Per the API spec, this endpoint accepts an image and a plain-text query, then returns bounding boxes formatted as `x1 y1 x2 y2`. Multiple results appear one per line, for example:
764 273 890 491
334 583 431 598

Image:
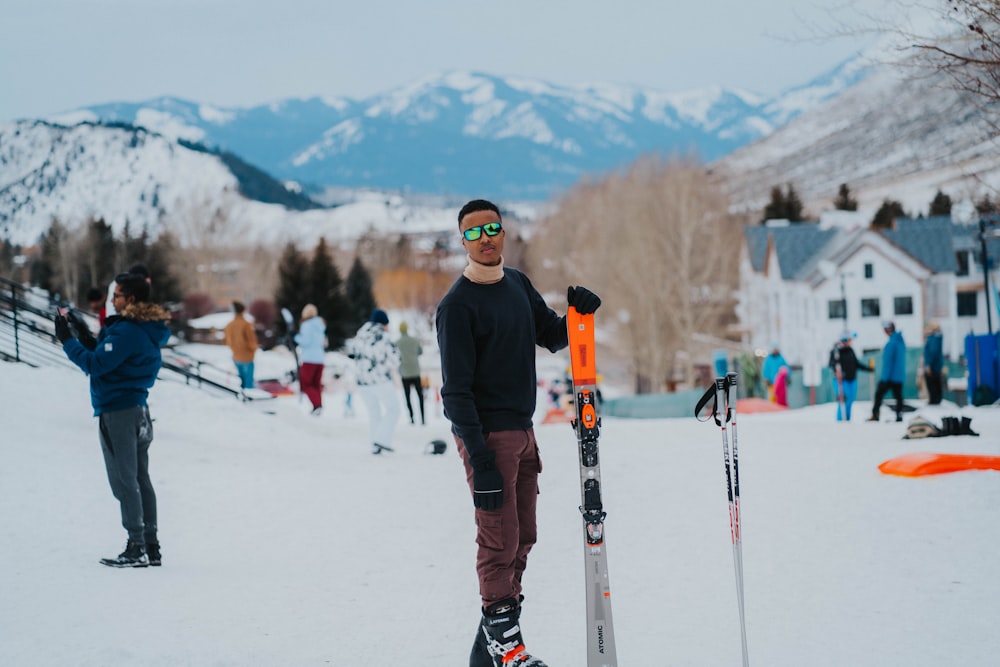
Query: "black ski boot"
477 598 546 666
470 617 491 667
960 416 979 436
100 540 149 568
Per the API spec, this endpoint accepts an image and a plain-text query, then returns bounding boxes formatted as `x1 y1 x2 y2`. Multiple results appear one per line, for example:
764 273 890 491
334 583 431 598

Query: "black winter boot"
100 540 148 568
960 416 980 436
945 417 961 436
146 542 161 566
478 598 547 666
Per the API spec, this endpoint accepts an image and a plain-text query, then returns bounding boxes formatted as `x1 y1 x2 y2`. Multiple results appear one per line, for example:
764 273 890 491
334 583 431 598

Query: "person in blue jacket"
869 320 907 422
922 321 944 405
761 343 788 402
55 271 172 568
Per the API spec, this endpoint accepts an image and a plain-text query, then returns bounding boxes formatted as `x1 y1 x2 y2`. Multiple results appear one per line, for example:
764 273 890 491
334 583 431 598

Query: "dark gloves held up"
54 315 72 344
567 286 601 315
66 310 97 350
470 449 504 511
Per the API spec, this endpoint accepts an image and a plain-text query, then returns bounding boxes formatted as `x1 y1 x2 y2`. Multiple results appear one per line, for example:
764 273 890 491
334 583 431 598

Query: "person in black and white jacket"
347 309 401 454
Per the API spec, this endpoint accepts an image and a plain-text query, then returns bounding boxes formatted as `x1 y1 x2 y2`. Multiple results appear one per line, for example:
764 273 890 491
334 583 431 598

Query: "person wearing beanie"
828 331 870 421
869 321 907 422
223 301 259 390
294 304 327 414
436 198 602 665
396 321 425 425
347 308 401 453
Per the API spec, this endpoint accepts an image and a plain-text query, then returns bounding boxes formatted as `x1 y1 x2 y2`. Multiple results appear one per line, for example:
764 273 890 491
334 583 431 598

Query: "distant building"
739 214 1000 370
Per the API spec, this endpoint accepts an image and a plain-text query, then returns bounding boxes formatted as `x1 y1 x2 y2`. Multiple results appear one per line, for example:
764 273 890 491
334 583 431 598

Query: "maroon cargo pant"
455 429 542 607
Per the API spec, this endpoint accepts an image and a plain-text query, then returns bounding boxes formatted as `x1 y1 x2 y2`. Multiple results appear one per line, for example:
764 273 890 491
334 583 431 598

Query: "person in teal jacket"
56 271 171 568
869 321 906 422
761 344 788 403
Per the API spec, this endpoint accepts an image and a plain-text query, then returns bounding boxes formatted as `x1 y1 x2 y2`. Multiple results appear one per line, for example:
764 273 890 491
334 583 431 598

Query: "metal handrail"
0 276 255 401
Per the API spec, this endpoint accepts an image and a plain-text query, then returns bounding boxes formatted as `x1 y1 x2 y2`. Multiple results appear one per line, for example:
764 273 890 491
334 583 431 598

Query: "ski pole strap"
694 374 736 425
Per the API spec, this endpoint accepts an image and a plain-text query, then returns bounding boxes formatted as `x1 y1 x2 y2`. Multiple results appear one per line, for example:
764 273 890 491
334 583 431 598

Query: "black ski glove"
54 315 72 344
470 450 504 511
66 310 97 350
567 286 601 315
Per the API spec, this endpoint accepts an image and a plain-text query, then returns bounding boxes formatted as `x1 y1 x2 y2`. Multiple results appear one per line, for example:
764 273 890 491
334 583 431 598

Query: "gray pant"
98 406 157 546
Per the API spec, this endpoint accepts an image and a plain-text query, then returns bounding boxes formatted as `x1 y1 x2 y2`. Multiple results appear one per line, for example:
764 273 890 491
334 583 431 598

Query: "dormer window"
956 251 970 277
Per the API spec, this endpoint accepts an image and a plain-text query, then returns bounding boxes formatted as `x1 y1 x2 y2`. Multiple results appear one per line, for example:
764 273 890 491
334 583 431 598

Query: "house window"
956 251 970 277
894 296 913 316
864 263 874 279
861 298 881 317
958 292 978 316
828 299 846 320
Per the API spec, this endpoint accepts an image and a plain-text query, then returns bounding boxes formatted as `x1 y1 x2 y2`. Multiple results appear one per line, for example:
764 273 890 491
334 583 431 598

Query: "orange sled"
878 452 1000 477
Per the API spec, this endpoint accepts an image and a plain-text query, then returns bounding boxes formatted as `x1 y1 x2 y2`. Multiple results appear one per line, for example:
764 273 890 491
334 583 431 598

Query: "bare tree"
529 156 740 393
907 0 1000 114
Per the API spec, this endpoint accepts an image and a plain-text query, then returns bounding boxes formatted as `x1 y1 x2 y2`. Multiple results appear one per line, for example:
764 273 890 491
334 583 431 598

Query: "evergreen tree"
928 190 952 217
345 255 377 334
275 242 310 335
79 217 117 303
32 219 68 299
0 237 17 280
833 183 858 211
307 238 350 350
762 183 806 222
145 231 184 305
121 221 150 269
785 184 805 222
871 199 906 229
762 186 786 223
975 194 997 215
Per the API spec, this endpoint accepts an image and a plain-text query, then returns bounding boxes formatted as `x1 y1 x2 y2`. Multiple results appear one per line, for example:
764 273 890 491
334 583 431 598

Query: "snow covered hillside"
1 344 998 666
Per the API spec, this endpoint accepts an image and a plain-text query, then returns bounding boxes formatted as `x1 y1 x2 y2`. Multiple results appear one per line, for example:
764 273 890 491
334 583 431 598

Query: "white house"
739 213 1000 377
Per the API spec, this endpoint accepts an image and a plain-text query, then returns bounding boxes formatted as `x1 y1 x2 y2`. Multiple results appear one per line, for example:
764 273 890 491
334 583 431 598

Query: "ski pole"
724 372 749 667
696 374 749 667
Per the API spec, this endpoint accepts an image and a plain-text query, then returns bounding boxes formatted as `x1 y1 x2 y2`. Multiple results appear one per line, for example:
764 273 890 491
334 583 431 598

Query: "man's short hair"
232 300 246 314
115 272 151 303
457 199 501 227
86 287 105 303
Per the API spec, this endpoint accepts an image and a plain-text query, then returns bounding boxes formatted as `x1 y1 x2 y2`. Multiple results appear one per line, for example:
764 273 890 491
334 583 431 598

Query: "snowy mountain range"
5 51 995 248
41 67 868 195
715 57 1000 220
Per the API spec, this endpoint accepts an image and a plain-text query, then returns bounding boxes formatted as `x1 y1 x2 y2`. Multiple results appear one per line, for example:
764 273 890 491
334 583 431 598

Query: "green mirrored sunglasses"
462 221 503 241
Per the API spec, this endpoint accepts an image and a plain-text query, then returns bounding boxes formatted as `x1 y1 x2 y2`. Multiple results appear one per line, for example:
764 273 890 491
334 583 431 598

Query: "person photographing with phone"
54 271 171 568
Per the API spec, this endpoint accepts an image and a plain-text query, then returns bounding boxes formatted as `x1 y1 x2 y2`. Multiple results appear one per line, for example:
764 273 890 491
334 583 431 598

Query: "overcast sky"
1 0 902 122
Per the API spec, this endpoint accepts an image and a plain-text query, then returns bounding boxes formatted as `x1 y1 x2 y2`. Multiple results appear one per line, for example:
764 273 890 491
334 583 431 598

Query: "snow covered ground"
1 344 999 666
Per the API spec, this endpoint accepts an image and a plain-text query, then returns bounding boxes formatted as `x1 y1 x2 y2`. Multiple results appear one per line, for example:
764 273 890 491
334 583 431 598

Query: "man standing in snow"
347 309 401 453
436 198 601 667
922 321 944 405
396 321 425 425
223 300 258 391
869 320 907 422
55 271 171 568
828 331 870 421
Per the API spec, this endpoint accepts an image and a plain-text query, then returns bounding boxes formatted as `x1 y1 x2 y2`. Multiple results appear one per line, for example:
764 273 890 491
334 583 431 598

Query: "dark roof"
744 223 838 279
948 218 1000 257
880 217 956 272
